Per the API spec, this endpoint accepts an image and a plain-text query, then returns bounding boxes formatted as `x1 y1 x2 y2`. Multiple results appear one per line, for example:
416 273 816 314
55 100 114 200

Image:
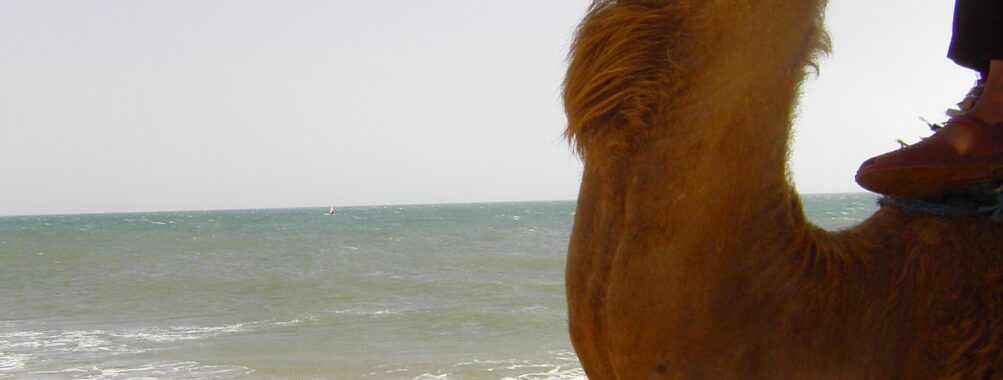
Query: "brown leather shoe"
855 115 1003 198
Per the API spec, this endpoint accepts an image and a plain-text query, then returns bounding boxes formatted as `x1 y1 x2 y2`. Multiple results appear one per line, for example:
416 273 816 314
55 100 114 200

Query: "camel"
563 0 1003 378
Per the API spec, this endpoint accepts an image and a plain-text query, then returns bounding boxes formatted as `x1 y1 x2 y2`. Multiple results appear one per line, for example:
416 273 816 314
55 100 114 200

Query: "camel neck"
565 0 829 251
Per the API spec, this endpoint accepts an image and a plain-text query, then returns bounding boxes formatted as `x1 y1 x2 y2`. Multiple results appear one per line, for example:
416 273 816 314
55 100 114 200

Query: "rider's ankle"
964 102 1003 125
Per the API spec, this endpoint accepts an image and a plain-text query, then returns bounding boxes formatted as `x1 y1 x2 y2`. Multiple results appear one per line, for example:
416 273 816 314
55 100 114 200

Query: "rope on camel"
879 182 1003 223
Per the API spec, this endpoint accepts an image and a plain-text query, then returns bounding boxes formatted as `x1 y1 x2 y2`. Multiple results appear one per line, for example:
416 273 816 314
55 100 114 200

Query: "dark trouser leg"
948 0 1003 77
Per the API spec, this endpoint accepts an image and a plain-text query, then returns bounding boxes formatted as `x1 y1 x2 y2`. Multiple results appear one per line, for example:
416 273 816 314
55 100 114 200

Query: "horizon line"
0 192 874 218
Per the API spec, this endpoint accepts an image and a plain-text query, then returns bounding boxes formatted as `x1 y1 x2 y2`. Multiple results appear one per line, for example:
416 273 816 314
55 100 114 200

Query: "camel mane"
564 0 830 158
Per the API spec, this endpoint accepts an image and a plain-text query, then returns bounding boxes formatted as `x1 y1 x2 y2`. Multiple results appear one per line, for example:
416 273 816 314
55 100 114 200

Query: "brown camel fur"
563 0 1003 378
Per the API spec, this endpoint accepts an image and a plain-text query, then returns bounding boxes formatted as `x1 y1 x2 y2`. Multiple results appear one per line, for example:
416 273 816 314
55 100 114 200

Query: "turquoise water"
0 194 878 379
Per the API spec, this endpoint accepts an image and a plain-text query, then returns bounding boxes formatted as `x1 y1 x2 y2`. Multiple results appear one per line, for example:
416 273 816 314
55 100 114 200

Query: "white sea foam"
29 361 253 379
500 366 586 380
413 374 449 380
453 351 585 380
270 319 301 327
0 318 315 377
333 308 398 318
363 365 412 377
113 323 246 343
0 352 30 372
0 330 120 353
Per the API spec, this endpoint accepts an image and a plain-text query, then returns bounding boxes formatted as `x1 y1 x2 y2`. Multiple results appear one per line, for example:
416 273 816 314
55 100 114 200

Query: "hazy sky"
0 1 975 216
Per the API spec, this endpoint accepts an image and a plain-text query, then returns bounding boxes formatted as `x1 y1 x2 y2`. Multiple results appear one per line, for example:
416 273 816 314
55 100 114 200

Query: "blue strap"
879 191 1003 223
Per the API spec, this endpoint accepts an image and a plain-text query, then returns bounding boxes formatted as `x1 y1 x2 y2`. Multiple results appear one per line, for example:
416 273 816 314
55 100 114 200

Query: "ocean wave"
111 317 309 344
333 308 398 318
270 319 302 327
453 352 585 380
0 318 308 377
0 330 125 354
500 366 586 380
28 361 253 379
112 323 246 343
2 318 307 354
0 352 30 372
404 365 585 380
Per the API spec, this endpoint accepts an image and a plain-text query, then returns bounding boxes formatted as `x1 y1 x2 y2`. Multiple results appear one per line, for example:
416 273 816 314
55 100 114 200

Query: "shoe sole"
857 162 1003 199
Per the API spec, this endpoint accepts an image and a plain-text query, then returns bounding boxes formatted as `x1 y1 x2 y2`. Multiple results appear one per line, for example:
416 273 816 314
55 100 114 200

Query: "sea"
0 193 879 379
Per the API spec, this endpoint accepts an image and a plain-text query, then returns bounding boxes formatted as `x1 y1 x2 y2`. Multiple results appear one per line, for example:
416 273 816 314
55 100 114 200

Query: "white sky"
0 1 977 216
